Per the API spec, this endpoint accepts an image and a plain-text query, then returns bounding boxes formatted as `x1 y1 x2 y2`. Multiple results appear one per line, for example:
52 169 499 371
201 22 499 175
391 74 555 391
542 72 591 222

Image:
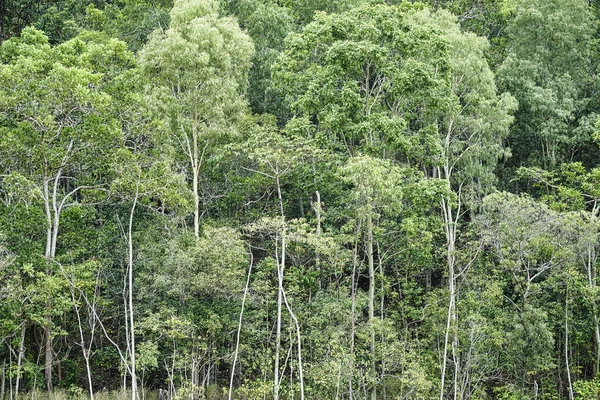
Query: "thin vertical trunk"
128 185 139 400
440 195 457 400
565 291 574 400
439 139 460 400
42 178 54 392
313 191 322 277
273 171 304 399
123 259 130 393
280 269 305 400
193 110 200 240
9 349 12 400
42 144 70 392
367 210 376 400
273 171 285 400
377 240 386 399
44 324 53 391
229 251 254 400
43 179 52 258
586 245 600 375
72 290 94 400
349 220 361 400
15 325 25 396
279 231 304 400
273 237 283 400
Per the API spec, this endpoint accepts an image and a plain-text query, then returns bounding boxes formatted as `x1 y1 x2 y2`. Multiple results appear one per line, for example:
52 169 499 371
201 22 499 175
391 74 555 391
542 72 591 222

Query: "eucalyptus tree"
139 0 254 239
417 11 515 399
339 156 414 399
238 117 326 400
106 57 191 398
517 163 600 376
0 27 134 391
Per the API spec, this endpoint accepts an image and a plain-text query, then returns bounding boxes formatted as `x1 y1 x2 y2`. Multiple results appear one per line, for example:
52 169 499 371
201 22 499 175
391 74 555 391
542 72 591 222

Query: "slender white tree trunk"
367 209 376 400
279 232 305 400
192 111 200 240
229 251 254 400
440 195 458 400
587 243 600 375
565 291 574 400
273 238 283 400
128 183 139 400
273 171 285 400
14 325 25 397
349 220 361 400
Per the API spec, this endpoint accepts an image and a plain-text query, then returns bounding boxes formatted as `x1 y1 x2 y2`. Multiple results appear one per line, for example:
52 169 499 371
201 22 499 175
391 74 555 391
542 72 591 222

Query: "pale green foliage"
339 155 407 217
140 0 254 120
477 192 570 388
170 0 219 26
517 162 600 212
434 10 516 200
479 192 564 279
574 377 600 398
139 0 254 229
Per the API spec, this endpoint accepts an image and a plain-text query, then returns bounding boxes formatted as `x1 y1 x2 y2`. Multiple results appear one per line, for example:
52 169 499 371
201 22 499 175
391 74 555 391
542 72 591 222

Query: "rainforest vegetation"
2 0 600 399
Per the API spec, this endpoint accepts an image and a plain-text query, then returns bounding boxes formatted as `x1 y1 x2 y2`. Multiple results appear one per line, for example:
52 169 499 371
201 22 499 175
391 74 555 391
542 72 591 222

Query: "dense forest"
2 0 600 399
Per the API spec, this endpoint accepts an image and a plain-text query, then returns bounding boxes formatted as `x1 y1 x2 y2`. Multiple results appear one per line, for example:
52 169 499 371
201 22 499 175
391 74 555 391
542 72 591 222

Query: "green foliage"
3 0 600 398
274 2 452 158
498 0 597 173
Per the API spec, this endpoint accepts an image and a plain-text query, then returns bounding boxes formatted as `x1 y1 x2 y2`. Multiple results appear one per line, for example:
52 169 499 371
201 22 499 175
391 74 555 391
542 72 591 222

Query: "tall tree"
419 11 515 399
0 27 132 390
274 2 452 159
139 0 254 239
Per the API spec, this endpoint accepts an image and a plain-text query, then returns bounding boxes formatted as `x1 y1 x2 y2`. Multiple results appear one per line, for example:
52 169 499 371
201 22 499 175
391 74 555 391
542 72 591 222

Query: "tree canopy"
2 1 600 399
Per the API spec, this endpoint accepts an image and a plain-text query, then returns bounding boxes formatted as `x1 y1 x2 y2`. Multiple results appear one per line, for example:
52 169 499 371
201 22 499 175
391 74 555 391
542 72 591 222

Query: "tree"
224 0 292 117
0 27 132 391
418 11 515 399
139 0 254 239
478 192 564 395
274 2 452 159
339 155 409 400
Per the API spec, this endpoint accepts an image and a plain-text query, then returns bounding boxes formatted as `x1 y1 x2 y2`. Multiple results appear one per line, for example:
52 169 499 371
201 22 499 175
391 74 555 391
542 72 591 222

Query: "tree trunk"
586 244 600 375
279 231 305 400
128 184 139 400
193 110 200 240
565 291 574 400
367 210 376 400
44 324 53 391
440 195 457 400
1 359 5 400
349 220 361 400
273 241 283 400
229 251 254 400
73 291 94 400
14 326 25 397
